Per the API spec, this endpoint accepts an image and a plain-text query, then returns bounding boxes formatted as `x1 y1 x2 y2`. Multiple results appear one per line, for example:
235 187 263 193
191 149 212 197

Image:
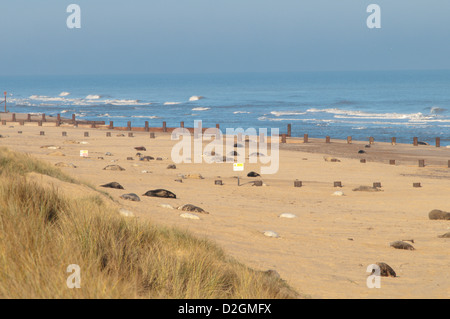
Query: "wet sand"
1 124 449 299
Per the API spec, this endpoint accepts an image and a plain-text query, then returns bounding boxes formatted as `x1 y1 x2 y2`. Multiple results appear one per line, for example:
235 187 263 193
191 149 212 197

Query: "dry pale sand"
1 124 450 299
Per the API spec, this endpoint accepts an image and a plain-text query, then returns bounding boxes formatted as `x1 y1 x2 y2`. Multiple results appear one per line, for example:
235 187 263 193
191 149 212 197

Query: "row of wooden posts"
0 116 444 146
213 179 423 188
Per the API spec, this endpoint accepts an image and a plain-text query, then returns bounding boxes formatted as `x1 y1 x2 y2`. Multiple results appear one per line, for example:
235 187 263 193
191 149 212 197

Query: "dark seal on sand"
103 165 125 171
134 146 147 151
143 189 176 199
120 193 140 202
352 186 382 192
375 262 396 277
390 241 415 250
247 171 261 177
438 232 450 238
178 204 209 214
429 209 450 220
100 182 124 189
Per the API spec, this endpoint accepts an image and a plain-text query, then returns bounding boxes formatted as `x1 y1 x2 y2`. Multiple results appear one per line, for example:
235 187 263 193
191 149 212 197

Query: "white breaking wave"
192 107 210 111
86 95 102 100
103 99 151 106
189 96 204 101
233 111 251 114
164 102 181 105
270 111 306 117
29 95 67 102
131 115 161 119
430 106 447 114
59 92 70 97
306 108 436 121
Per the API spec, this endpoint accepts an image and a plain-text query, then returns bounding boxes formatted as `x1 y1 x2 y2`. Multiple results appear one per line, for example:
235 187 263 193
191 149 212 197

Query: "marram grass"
0 148 299 299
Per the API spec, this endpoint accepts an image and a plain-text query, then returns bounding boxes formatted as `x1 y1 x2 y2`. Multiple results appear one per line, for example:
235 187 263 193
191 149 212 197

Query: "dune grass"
0 148 299 299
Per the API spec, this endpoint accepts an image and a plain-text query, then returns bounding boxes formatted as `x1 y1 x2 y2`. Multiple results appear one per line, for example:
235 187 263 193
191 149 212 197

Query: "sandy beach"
1 123 449 299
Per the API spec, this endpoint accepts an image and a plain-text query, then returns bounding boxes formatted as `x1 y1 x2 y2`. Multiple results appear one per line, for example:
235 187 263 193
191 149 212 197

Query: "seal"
375 262 396 277
134 146 147 151
103 165 125 171
438 232 450 238
352 186 382 192
247 171 260 177
100 182 124 189
140 156 154 161
143 189 176 199
120 193 140 201
390 241 415 250
177 204 208 214
429 209 450 220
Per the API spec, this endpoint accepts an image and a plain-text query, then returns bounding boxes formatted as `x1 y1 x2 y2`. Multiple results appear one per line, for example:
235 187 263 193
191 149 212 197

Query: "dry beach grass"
0 147 298 299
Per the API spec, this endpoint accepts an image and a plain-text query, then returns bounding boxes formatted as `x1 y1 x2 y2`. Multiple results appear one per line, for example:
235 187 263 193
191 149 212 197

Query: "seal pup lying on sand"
100 182 124 189
143 189 176 199
429 209 450 220
390 241 415 250
375 262 397 277
120 193 140 201
177 204 208 214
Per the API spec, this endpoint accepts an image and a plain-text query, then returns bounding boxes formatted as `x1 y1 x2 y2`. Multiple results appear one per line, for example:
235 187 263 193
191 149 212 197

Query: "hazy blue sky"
1 0 449 75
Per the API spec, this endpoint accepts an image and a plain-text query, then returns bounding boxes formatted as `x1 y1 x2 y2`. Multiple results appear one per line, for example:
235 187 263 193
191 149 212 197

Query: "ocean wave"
59 92 70 97
189 96 204 101
131 115 161 119
192 107 210 111
306 108 436 121
164 102 181 105
86 95 102 100
29 95 67 102
270 111 306 117
430 106 447 114
233 111 251 114
103 99 151 106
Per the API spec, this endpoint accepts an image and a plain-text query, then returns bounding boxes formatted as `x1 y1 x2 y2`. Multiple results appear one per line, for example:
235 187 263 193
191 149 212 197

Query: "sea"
1 70 450 145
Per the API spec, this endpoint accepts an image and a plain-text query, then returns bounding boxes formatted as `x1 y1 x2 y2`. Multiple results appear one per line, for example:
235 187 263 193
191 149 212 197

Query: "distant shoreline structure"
0 112 445 149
